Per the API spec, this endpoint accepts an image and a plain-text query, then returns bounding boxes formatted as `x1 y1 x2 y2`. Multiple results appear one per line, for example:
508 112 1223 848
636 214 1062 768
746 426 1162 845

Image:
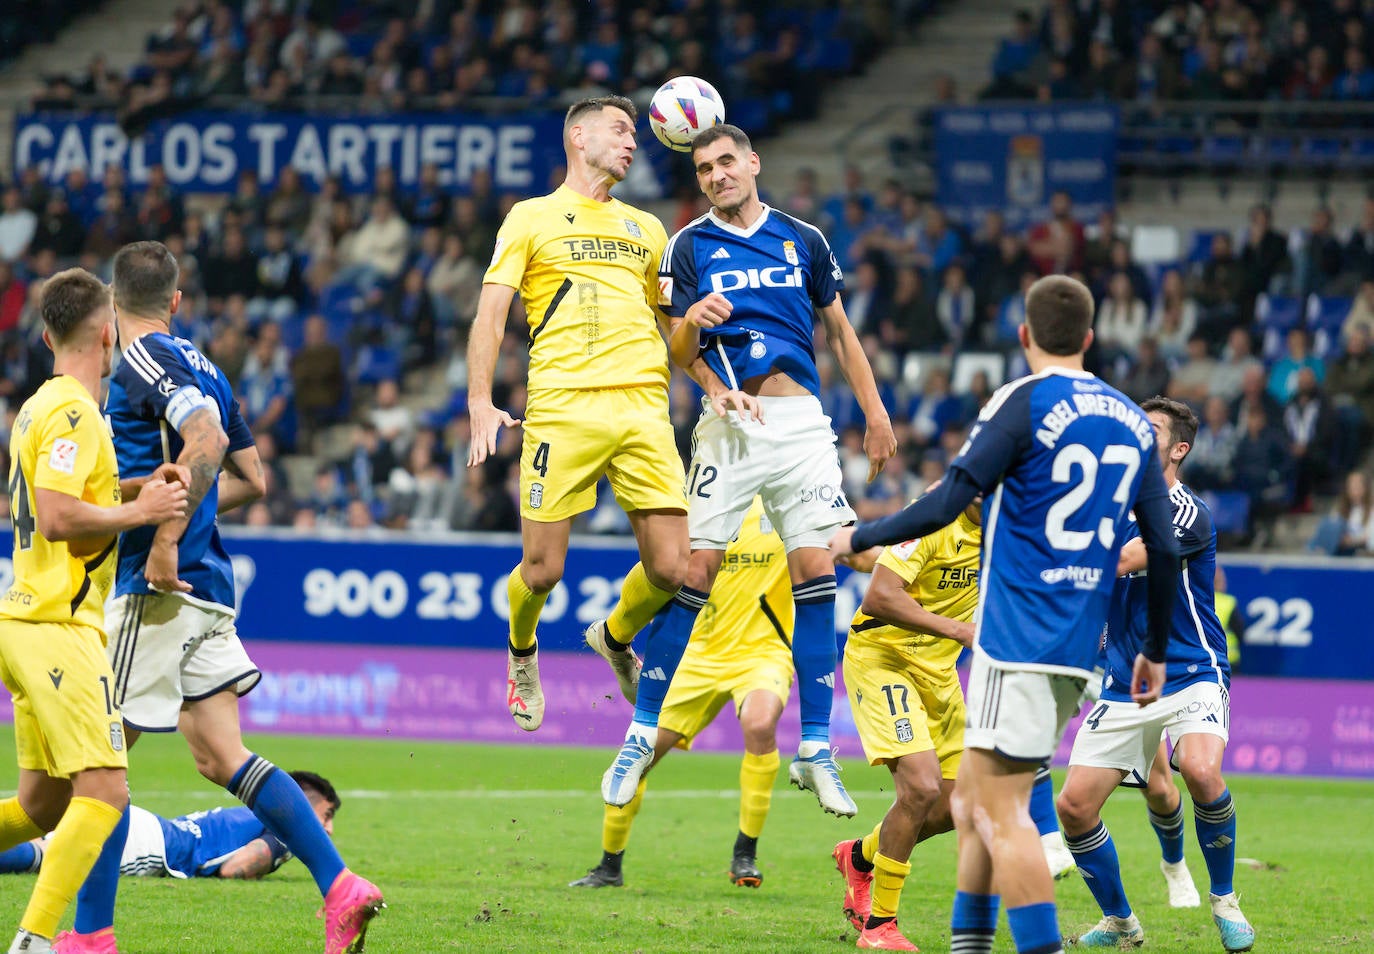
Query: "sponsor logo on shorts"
895 718 914 744
1039 566 1103 589
529 482 543 509
109 723 125 752
800 484 844 505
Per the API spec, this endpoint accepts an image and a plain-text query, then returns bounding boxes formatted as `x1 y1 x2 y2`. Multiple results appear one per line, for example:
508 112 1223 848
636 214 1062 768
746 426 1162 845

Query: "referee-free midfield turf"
0 732 1369 952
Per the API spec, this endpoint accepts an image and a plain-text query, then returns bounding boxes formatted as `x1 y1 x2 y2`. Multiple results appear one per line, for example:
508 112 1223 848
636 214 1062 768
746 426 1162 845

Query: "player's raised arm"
861 563 975 647
815 297 895 482
466 281 522 466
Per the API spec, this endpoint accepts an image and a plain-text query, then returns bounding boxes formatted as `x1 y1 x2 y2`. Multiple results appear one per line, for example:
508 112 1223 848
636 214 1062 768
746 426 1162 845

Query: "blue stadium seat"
1300 137 1344 167
802 36 853 73
1342 137 1374 170
1255 137 1294 167
1202 135 1246 166
1186 230 1222 263
353 345 401 386
1255 293 1305 360
1308 294 1352 358
1201 490 1251 538
729 97 770 135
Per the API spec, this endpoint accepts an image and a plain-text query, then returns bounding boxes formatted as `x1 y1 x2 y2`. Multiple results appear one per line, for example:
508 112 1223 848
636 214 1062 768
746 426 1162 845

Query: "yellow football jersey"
847 511 982 677
485 184 669 392
688 500 793 662
2 376 121 637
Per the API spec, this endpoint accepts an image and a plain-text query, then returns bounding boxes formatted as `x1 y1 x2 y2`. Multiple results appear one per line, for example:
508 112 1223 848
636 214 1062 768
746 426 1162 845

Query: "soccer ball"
648 76 726 152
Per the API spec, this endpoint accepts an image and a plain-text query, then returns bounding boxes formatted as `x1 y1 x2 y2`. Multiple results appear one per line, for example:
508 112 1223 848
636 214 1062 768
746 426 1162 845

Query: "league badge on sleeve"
49 438 79 474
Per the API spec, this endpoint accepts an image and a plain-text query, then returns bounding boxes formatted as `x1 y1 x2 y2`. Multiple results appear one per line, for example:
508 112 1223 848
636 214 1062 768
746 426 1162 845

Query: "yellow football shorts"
660 653 794 750
843 639 965 776
0 619 127 778
519 386 688 522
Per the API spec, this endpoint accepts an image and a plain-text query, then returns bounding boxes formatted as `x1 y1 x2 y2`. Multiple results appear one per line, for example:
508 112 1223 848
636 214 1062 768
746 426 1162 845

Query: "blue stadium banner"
12 110 566 194
933 104 1119 229
0 530 1368 680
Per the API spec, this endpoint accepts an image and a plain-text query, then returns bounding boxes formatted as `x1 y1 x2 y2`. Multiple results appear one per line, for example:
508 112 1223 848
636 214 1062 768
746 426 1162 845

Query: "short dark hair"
690 123 751 158
564 95 636 134
39 268 110 344
1025 275 1094 356
112 241 179 317
1140 395 1199 454
289 771 340 812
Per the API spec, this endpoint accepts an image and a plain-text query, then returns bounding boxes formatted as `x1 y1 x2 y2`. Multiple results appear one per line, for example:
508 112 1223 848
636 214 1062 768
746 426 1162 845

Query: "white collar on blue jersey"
1042 366 1095 378
707 203 773 238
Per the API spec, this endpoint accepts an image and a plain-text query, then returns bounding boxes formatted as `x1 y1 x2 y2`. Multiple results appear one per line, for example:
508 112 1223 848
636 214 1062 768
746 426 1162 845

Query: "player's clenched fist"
467 400 522 467
686 292 732 328
136 477 188 523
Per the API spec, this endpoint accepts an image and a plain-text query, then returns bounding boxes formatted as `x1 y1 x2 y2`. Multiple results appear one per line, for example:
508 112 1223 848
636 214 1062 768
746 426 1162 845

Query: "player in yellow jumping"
831 495 983 951
0 268 187 953
569 500 792 889
466 94 749 735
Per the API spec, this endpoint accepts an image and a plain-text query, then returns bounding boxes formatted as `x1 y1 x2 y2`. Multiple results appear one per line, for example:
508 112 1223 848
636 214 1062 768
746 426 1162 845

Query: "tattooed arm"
145 406 229 593
219 444 267 514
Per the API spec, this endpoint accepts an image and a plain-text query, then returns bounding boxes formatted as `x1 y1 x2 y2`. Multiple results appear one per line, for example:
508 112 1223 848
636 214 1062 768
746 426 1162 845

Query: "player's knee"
894 770 941 816
739 716 776 752
1178 756 1225 803
1055 788 1095 833
193 751 242 788
520 556 564 593
646 553 688 593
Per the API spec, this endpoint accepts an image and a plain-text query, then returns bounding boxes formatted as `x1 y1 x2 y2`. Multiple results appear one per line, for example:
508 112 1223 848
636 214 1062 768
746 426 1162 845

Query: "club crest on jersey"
894 718 914 744
749 340 767 359
529 482 544 509
109 723 125 752
624 219 642 238
783 240 798 265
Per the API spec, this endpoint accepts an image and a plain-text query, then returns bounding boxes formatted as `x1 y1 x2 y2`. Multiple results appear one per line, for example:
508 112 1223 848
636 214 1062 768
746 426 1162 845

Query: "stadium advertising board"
0 531 1367 680
934 103 1118 229
12 110 565 193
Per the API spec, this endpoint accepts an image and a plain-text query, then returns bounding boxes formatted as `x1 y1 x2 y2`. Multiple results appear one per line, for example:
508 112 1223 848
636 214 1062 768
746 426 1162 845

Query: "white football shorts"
964 650 1087 763
1069 680 1230 785
106 593 261 732
687 394 855 551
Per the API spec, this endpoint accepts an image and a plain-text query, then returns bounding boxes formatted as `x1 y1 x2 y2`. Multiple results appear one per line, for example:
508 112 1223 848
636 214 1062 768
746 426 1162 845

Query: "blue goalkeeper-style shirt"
106 332 254 612
658 205 843 396
157 806 277 878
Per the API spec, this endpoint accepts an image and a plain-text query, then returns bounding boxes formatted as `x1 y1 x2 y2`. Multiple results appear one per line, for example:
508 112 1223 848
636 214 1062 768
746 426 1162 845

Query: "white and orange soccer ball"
648 76 726 152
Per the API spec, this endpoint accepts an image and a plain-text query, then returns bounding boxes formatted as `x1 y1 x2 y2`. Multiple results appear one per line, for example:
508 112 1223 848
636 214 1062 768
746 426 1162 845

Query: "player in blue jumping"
830 274 1180 954
1057 396 1254 952
0 772 339 882
600 124 896 815
56 242 382 954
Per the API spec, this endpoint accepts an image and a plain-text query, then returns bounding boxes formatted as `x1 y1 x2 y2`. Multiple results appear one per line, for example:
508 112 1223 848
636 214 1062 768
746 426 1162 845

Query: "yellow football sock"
507 566 550 652
21 796 123 939
861 820 883 864
870 851 912 920
602 778 647 854
0 797 44 852
606 563 676 644
738 750 779 839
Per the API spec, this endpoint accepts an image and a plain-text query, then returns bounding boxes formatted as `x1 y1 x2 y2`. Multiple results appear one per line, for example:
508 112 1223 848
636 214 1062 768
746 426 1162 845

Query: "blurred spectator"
404 164 451 230
1308 470 1372 555
1343 279 1374 344
935 263 975 352
450 463 517 532
29 191 83 260
387 267 439 368
1149 271 1198 362
0 263 25 335
842 258 887 336
290 314 347 447
1267 327 1324 403
1026 191 1084 275
986 9 1040 98
1211 327 1263 403
238 323 294 450
426 233 482 327
1283 367 1335 507
204 227 259 304
1191 231 1245 343
264 166 312 235
206 321 248 391
251 225 305 321
346 420 394 509
1168 335 1219 406
345 196 410 284
279 14 345 79
907 368 964 447
369 378 415 452
1082 210 1125 287
0 188 37 263
1232 405 1294 538
1343 200 1374 281
1327 325 1374 440
880 265 937 354
1095 271 1148 363
1189 395 1239 491
1239 205 1291 317
1294 207 1346 299
911 207 963 281
1118 337 1171 405
83 190 140 263
1233 362 1283 430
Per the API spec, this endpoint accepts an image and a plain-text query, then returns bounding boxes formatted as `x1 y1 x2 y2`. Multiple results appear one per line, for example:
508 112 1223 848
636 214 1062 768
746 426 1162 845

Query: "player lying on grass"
572 500 793 889
1057 397 1253 952
0 773 338 882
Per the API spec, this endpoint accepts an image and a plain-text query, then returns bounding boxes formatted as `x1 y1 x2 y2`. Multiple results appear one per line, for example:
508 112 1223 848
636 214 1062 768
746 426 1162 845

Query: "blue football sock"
229 754 345 896
1006 901 1063 954
630 587 705 727
950 890 1000 954
74 802 129 933
0 842 40 874
1065 821 1132 918
1194 788 1237 896
792 575 837 744
1149 799 1186 865
1029 764 1059 837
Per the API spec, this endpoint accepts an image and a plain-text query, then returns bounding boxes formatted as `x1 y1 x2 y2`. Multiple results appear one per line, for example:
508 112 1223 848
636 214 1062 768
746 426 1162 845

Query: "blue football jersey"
949 369 1170 676
658 206 843 395
1101 483 1230 701
159 806 270 877
106 332 254 611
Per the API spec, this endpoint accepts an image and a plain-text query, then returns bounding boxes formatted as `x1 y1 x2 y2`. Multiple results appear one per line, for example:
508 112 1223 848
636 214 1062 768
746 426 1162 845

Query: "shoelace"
611 738 651 773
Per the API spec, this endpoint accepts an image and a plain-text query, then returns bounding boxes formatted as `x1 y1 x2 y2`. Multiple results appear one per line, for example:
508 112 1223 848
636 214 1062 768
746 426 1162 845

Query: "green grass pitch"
1 731 1371 952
